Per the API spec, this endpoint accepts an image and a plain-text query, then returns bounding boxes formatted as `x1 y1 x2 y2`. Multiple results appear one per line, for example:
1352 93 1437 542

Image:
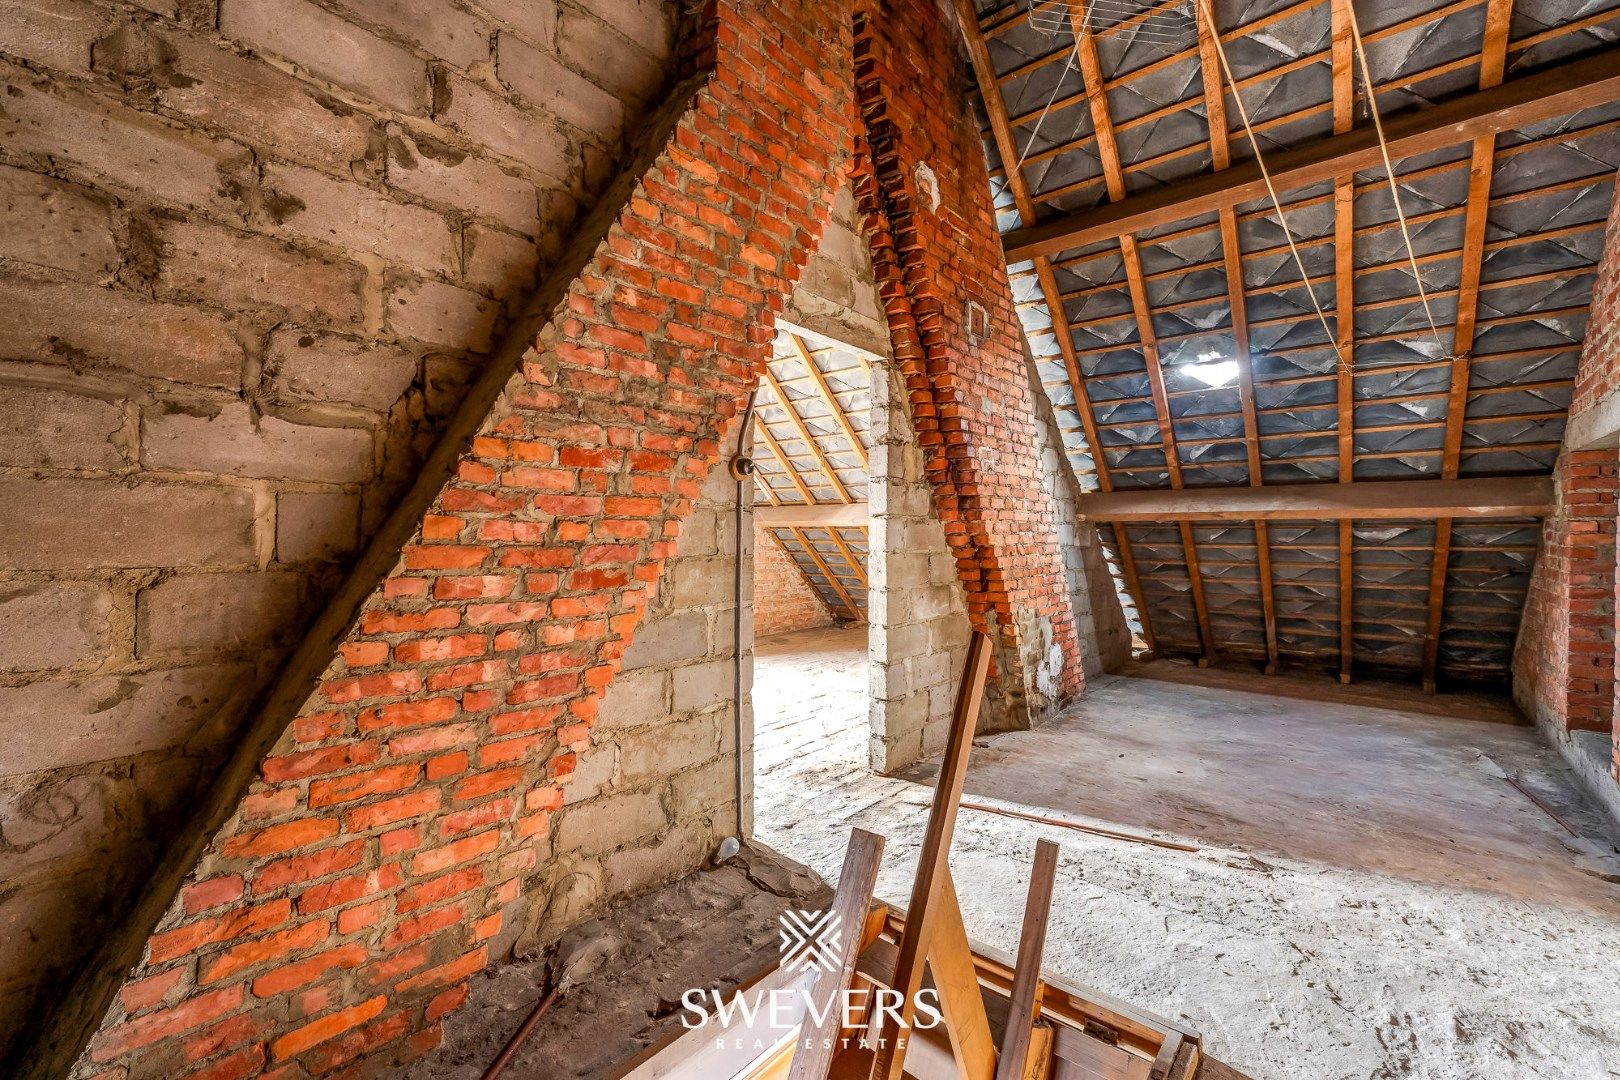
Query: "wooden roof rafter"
966 0 1609 685
785 526 862 620
996 10 1620 210
1069 0 1215 664
761 364 852 505
788 334 870 472
1422 0 1516 693
1193 0 1279 673
1003 45 1620 261
949 0 1161 655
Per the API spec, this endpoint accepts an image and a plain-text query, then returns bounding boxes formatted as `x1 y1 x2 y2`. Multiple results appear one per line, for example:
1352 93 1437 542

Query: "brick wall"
1514 187 1620 746
1514 451 1619 736
537 439 750 940
783 181 891 358
851 0 1085 730
1573 202 1620 422
753 526 836 638
16 0 857 1071
0 0 677 1059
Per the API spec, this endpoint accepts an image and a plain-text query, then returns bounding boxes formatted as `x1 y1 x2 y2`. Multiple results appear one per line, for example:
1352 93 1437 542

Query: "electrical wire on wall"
724 388 761 857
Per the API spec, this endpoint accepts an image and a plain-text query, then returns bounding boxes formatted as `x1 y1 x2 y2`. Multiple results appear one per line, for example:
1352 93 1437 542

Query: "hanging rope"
1343 0 1449 354
1014 40 1082 174
1193 0 1344 369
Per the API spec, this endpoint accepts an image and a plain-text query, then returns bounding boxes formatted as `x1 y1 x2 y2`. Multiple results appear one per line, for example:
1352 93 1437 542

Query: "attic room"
1 0 1618 1076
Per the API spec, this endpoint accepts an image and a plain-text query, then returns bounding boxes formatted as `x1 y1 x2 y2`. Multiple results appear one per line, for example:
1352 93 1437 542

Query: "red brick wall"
1514 451 1619 733
850 0 1083 726
68 0 855 1073
1573 200 1620 420
753 527 836 637
1514 188 1620 740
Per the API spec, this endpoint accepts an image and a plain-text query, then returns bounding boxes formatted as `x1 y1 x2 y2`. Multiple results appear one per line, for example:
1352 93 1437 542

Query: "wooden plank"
759 420 820 505
790 334 870 471
790 527 861 620
1254 520 1280 676
1020 1025 1053 1080
1423 0 1514 693
1177 520 1216 667
755 503 870 528
868 631 992 1080
764 364 853 504
995 839 1060 1080
789 828 886 1080
930 875 997 1080
1001 46 1620 260
1075 476 1553 522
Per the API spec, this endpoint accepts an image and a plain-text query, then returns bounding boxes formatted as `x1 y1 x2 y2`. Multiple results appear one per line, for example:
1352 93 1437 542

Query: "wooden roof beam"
1075 476 1553 522
755 503 869 528
787 334 869 471
1422 0 1516 693
1003 46 1620 261
1070 3 1214 663
761 364 852 504
1194 0 1277 673
787 527 861 619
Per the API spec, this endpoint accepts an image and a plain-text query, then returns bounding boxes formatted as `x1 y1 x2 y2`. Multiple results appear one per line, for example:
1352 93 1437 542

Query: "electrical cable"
729 389 759 841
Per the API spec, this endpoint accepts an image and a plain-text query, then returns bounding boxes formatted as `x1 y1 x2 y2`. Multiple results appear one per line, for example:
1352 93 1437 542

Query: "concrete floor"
753 625 1620 1080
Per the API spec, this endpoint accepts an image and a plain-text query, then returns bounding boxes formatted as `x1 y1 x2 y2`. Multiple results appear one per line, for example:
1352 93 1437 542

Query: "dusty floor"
407 844 831 1079
754 625 1620 1080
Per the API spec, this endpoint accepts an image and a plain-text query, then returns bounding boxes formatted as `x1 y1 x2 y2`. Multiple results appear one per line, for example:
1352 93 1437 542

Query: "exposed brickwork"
753 526 836 638
0 0 676 1052
1514 451 1619 735
1573 202 1620 421
849 0 1083 726
1515 186 1620 750
61 0 855 1073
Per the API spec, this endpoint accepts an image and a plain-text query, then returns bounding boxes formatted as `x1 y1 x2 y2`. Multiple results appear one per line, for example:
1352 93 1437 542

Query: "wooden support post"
995 839 1060 1080
868 632 992 1080
789 828 887 1080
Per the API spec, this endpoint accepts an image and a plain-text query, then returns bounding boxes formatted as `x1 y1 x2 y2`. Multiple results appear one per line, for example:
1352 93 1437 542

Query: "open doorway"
746 327 877 845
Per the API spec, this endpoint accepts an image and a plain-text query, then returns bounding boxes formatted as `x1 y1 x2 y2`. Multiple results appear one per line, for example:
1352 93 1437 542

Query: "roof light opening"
1184 358 1240 388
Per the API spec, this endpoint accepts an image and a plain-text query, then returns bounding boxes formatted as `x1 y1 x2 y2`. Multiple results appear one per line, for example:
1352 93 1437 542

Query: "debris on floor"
408 843 830 1080
754 626 1620 1080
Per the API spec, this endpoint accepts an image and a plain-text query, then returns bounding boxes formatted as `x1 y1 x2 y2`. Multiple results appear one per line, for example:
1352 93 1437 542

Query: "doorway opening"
746 326 877 845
